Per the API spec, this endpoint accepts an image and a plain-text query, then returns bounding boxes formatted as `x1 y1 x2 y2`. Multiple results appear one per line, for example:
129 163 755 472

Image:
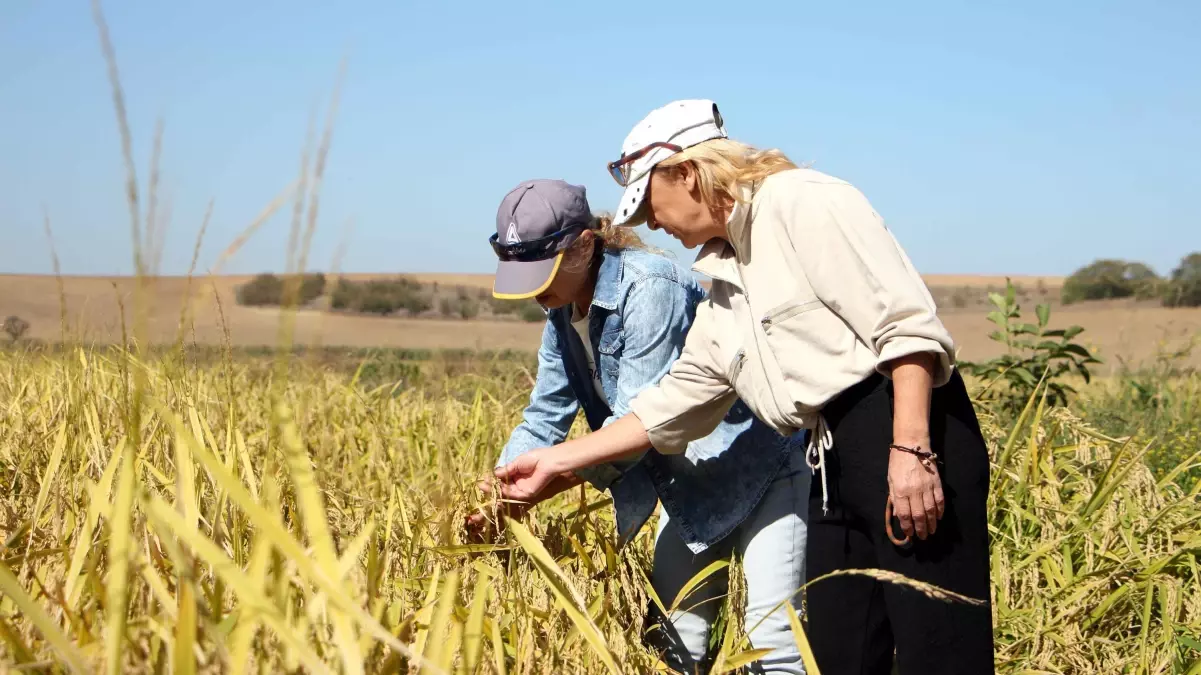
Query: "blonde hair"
627 138 799 225
560 213 649 272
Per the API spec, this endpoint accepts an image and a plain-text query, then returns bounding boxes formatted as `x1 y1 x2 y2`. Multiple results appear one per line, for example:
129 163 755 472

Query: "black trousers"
806 370 995 674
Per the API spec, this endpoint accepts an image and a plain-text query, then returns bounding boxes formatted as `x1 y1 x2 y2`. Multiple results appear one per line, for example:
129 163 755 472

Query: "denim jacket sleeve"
495 321 580 468
627 294 739 455
599 274 699 453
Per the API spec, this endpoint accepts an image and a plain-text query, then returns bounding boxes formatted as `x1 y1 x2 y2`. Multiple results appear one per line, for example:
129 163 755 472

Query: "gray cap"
492 179 593 299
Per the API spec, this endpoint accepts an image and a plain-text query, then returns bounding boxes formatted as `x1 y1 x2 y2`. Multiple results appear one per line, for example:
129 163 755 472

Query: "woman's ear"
563 229 597 269
680 162 698 194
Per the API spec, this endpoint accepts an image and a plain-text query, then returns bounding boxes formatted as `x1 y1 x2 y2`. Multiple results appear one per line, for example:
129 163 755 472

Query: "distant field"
924 274 1064 288
403 272 496 288
392 273 1069 291
2 272 1198 370
0 274 541 352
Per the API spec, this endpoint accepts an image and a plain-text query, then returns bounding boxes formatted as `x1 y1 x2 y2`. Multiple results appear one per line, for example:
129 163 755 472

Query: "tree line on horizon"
234 272 546 322
1 252 1196 348
232 249 1201 321
1062 252 1201 307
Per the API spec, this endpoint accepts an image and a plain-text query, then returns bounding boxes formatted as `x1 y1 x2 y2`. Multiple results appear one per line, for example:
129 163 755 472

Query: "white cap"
611 99 727 226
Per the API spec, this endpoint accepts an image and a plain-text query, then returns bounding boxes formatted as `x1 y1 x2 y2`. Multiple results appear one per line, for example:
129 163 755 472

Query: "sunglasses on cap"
606 142 683 187
488 221 588 262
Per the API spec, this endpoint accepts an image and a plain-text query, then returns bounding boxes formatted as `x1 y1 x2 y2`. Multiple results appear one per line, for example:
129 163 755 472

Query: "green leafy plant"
960 279 1101 413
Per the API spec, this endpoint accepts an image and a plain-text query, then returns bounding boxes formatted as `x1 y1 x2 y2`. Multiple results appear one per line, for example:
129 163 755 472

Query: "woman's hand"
487 415 652 522
494 447 571 504
492 415 651 506
465 468 582 539
887 438 945 540
464 476 532 538
887 352 944 541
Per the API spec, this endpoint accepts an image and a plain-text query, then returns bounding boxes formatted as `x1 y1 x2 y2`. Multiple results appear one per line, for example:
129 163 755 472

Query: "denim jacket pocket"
597 327 624 356
597 327 624 394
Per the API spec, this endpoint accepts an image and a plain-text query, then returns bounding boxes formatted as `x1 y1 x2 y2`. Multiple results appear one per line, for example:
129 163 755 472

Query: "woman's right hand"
479 416 651 535
494 447 569 503
464 476 530 538
465 455 580 538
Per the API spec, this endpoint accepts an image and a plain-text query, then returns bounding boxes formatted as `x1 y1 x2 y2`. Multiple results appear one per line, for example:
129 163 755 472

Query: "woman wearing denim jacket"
474 177 810 674
493 102 996 674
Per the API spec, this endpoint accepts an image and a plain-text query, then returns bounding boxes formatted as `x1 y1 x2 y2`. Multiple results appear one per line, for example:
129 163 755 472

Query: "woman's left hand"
887 436 945 541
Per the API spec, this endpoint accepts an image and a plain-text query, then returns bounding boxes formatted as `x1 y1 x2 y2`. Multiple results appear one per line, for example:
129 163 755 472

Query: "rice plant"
0 345 1199 673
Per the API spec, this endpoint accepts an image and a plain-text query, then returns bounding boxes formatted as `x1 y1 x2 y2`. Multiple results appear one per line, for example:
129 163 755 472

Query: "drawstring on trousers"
805 414 834 515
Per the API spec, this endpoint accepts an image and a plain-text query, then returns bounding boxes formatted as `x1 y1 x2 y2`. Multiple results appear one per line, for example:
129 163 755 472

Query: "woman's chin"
535 295 566 310
667 232 694 248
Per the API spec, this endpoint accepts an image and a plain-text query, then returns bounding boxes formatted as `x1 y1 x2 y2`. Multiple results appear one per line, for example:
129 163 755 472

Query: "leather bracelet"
886 444 938 546
889 443 939 470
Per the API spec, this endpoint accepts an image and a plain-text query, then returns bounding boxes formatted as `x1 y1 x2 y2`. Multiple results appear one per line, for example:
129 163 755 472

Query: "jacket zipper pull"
730 349 747 380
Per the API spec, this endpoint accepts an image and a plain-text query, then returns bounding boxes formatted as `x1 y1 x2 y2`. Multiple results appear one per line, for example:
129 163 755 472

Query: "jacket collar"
691 240 740 288
590 248 624 311
725 185 755 252
690 183 755 288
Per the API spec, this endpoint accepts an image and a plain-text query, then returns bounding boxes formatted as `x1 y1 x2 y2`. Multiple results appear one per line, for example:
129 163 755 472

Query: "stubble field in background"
3 272 1200 370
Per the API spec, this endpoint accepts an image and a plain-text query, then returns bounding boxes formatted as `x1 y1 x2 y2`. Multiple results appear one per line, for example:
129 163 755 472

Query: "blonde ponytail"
592 213 647 251
559 212 656 273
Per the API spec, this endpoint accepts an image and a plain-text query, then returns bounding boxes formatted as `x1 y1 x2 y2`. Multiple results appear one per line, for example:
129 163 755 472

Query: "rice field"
2 7 1197 671
0 340 1199 674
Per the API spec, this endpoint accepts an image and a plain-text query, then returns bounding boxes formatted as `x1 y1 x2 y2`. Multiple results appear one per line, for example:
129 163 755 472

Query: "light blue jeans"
647 447 810 674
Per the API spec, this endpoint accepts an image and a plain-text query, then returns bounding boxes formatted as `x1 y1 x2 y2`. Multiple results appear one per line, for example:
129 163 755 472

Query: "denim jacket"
497 247 795 553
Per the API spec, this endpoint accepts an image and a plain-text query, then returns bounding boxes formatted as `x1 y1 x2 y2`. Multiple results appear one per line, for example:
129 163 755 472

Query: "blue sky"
1 1 1198 277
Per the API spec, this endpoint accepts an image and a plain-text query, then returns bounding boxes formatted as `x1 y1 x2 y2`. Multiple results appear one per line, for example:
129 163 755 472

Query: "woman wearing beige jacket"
495 100 994 674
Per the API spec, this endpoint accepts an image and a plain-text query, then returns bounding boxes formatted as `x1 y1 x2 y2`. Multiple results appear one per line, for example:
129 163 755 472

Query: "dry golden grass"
1 347 1198 673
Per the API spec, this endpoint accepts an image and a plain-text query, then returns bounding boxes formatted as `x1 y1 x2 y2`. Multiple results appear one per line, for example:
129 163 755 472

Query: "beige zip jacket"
628 167 956 457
